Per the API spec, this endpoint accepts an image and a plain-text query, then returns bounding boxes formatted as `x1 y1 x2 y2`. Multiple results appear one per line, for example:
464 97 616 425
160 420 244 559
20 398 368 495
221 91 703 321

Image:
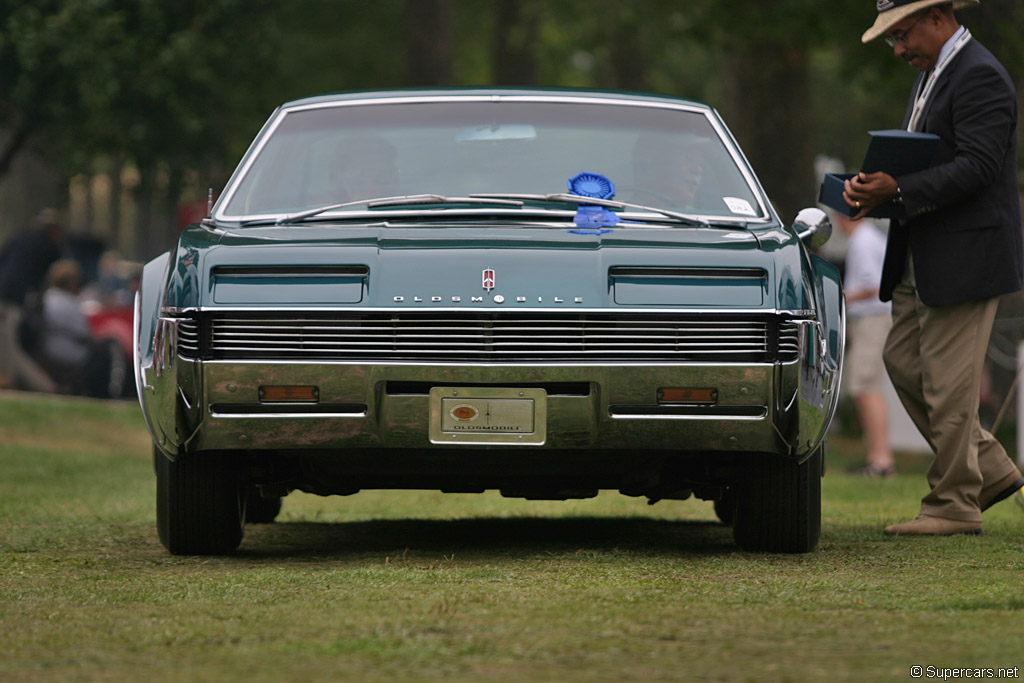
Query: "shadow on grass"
234 516 739 561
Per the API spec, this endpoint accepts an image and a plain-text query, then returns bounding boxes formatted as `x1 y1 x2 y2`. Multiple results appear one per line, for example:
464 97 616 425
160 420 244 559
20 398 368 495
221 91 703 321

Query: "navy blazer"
880 38 1023 307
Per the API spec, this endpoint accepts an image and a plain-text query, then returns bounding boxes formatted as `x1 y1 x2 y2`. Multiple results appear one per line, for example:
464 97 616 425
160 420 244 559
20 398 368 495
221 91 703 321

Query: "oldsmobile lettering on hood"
393 295 585 304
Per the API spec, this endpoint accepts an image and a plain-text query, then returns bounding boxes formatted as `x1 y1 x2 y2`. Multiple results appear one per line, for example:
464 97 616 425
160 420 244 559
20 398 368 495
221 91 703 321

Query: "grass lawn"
1 390 1022 682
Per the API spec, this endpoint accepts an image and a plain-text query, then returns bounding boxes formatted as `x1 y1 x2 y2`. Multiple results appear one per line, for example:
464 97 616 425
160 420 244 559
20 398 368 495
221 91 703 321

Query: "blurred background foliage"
1 0 1022 260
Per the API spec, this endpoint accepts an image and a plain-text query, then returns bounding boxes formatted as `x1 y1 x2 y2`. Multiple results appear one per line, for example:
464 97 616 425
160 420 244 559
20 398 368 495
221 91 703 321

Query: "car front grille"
177 319 201 357
778 321 800 362
173 313 803 364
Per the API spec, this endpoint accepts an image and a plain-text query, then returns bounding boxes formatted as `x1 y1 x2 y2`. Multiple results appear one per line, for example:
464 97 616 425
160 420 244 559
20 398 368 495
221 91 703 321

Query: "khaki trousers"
883 259 1018 522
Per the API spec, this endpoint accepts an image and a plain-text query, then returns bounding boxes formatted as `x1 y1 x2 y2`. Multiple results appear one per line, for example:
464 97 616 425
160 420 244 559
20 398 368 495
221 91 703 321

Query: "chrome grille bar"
176 313 797 363
177 320 201 356
778 321 800 362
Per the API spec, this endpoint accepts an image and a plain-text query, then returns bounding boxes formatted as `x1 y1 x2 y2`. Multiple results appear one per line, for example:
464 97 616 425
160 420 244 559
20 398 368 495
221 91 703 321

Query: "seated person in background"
330 135 399 203
630 133 708 209
41 260 94 393
81 250 133 309
0 209 64 392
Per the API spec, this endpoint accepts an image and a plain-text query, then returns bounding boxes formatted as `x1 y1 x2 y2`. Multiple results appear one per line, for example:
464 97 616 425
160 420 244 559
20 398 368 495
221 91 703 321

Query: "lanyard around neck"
907 29 972 132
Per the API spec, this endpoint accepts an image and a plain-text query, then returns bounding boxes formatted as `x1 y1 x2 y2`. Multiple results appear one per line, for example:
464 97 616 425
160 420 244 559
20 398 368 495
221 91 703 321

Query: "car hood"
169 223 796 311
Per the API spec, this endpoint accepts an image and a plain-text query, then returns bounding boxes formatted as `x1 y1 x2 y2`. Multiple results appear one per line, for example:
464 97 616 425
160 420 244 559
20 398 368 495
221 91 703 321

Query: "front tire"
732 446 822 553
155 447 245 555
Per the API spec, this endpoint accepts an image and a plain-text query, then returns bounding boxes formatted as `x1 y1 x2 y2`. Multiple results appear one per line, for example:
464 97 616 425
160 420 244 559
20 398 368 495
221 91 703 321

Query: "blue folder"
819 129 940 218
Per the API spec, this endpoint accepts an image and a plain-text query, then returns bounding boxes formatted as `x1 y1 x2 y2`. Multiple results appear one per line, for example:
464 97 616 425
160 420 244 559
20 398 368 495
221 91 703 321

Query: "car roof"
279 88 713 113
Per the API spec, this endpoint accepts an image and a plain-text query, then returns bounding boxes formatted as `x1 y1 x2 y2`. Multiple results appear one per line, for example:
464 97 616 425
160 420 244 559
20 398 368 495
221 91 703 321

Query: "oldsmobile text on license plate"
428 387 547 445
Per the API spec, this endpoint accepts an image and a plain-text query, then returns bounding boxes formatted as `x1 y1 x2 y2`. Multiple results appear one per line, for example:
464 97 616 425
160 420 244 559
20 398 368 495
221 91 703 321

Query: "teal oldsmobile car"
135 89 843 555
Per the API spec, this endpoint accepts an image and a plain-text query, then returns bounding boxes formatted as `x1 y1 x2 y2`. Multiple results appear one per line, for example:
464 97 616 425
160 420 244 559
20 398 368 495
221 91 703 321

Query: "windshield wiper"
268 194 525 225
470 193 711 228
246 192 716 228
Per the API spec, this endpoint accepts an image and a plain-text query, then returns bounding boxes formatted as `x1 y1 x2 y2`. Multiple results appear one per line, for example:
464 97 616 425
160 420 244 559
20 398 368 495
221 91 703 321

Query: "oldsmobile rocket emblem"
482 268 496 292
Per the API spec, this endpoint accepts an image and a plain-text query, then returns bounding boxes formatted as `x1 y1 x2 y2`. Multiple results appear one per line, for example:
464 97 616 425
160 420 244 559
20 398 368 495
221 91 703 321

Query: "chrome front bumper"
139 354 827 460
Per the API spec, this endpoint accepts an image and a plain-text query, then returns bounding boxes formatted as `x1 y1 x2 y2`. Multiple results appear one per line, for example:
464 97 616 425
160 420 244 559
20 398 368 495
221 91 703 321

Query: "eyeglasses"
884 12 929 48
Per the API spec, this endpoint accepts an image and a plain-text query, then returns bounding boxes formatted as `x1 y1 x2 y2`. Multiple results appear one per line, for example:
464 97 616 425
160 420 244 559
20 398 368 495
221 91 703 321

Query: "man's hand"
843 171 899 220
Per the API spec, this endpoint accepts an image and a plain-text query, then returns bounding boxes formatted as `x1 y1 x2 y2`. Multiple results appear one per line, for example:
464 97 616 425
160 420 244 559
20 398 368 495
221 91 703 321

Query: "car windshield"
219 98 766 222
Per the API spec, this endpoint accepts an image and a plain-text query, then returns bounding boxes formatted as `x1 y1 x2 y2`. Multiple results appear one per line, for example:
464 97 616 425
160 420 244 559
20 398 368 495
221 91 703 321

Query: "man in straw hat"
844 0 1024 536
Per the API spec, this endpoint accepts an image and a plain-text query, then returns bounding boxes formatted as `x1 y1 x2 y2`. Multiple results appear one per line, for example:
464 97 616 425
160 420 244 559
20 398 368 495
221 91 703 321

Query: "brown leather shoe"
979 471 1024 511
884 515 983 536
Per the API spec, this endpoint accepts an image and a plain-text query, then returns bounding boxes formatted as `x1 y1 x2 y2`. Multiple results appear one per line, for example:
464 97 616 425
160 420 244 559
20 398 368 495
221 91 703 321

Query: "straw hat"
862 0 980 44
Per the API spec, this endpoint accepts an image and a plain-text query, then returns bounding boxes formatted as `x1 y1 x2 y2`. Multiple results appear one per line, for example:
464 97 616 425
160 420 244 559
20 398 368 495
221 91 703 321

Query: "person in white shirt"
42 260 94 392
837 213 896 477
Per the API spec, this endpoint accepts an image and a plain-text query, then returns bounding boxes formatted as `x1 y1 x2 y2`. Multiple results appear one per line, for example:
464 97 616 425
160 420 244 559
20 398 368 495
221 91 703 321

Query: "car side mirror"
793 207 832 250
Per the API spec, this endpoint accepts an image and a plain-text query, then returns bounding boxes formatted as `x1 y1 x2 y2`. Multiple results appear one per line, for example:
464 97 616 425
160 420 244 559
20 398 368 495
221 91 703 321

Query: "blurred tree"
963 2 1024 167
720 37 815 221
0 0 278 177
681 0 862 220
404 0 455 86
101 0 281 254
492 0 541 85
588 2 658 91
269 1 404 103
2 0 1021 257
0 0 280 253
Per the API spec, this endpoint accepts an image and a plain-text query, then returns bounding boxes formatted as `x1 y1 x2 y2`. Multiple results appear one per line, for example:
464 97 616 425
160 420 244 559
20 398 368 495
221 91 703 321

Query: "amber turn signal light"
657 387 717 404
258 385 319 402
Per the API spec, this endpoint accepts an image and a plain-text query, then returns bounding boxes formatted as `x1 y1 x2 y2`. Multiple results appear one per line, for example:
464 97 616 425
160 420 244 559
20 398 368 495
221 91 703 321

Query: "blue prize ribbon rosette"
568 172 619 228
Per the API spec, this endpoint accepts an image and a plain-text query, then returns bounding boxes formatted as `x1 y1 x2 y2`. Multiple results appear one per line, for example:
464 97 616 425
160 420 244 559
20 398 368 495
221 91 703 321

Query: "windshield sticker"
723 197 757 216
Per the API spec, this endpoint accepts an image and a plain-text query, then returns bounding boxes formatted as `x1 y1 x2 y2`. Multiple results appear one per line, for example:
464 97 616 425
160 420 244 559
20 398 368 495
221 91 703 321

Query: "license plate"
429 387 547 445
